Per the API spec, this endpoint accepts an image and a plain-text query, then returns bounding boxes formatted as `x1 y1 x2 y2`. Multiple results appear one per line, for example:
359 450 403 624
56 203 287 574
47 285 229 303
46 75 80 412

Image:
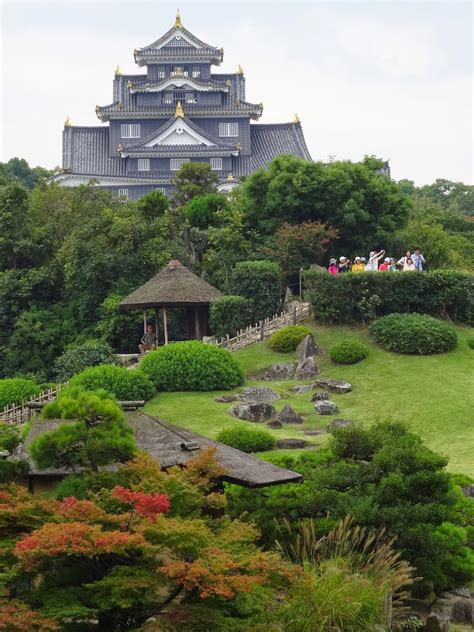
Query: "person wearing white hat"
338 256 349 273
365 249 385 271
379 257 390 271
351 257 365 273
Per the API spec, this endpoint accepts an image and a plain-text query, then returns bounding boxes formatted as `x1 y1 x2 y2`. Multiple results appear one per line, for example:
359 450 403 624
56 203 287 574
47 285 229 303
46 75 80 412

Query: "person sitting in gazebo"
139 324 157 354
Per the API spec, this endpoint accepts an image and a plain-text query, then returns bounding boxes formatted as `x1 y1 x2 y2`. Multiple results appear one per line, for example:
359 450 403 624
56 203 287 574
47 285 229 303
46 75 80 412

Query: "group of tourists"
327 249 426 275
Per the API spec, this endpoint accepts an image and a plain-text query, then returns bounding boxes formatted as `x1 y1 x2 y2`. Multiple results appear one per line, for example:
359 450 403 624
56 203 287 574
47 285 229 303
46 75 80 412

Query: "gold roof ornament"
227 172 235 181
175 9 182 27
225 79 232 86
127 80 133 89
95 105 100 112
175 100 184 118
175 67 184 76
114 65 121 76
236 142 241 150
293 113 300 123
64 116 72 127
118 143 123 152
237 64 244 75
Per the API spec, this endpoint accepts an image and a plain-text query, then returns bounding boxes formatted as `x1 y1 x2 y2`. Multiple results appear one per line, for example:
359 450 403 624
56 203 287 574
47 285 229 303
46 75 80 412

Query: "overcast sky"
1 1 472 184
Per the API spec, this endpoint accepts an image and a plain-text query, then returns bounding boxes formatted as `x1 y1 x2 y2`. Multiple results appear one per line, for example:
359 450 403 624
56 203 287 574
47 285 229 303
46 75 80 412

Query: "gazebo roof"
120 260 222 309
15 412 303 488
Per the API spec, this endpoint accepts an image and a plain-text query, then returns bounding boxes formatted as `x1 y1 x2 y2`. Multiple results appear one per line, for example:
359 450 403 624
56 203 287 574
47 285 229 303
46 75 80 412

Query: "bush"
269 325 312 353
231 260 284 322
53 342 114 381
370 313 458 355
467 338 474 349
209 295 253 339
330 339 368 364
140 341 244 391
69 364 154 400
0 378 41 409
216 426 276 453
304 269 474 324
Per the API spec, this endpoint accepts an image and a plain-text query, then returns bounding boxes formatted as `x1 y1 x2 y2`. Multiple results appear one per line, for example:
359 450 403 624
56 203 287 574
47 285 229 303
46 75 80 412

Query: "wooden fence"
1 384 67 426
213 302 312 352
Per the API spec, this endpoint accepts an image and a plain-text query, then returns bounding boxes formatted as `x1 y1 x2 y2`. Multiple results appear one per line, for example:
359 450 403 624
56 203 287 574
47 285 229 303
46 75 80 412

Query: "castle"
53 11 312 200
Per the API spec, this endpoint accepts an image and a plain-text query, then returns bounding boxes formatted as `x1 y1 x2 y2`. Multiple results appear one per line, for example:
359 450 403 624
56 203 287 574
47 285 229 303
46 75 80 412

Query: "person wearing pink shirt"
328 258 339 275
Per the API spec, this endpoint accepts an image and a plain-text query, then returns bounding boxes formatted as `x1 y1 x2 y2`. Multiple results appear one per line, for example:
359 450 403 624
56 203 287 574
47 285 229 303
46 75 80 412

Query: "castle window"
121 124 141 138
157 69 166 79
163 93 173 104
170 158 190 171
185 92 197 104
138 159 150 171
219 122 239 137
210 158 223 170
156 187 166 195
192 66 201 78
118 188 129 201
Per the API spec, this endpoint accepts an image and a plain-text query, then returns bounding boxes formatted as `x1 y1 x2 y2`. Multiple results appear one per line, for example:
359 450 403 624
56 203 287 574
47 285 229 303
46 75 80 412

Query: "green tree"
185 192 230 229
137 188 169 219
0 183 32 270
231 260 284 321
29 388 136 472
0 157 52 189
172 162 218 207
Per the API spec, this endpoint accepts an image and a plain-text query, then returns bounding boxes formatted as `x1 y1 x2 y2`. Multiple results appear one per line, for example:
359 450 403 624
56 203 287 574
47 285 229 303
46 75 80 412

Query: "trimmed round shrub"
370 313 458 355
0 378 41 409
467 338 474 350
140 341 244 391
269 325 312 353
69 364 154 401
53 342 114 381
330 339 368 364
216 426 276 453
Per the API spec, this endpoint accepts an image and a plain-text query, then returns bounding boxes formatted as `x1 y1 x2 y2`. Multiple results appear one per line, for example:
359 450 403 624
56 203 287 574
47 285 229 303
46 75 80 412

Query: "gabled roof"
129 76 229 94
134 17 223 66
120 259 222 309
123 116 237 151
16 412 302 488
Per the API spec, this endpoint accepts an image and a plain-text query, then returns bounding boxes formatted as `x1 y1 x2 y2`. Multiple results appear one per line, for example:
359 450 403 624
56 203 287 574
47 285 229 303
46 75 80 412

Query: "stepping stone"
215 395 238 403
296 334 319 360
266 419 283 429
316 378 352 394
327 418 353 431
295 356 319 380
277 438 308 449
301 428 327 436
238 387 281 402
311 391 329 402
314 400 339 415
263 362 296 380
229 403 276 422
292 384 313 394
276 404 304 424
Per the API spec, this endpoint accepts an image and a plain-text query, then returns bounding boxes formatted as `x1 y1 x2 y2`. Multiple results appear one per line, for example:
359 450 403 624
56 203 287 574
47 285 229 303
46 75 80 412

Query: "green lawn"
144 321 474 476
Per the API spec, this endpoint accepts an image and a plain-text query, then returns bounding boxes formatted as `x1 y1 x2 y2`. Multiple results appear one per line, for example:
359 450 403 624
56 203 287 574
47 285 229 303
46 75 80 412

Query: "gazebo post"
163 307 169 345
143 310 147 334
194 307 201 340
154 308 159 346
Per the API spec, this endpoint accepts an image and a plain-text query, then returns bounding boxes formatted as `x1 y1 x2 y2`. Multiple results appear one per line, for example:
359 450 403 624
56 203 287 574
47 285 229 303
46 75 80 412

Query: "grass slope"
144 321 474 476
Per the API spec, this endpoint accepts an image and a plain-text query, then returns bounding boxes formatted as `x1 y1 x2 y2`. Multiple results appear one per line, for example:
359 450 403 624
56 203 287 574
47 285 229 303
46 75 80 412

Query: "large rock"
263 363 296 380
433 589 474 624
296 334 319 360
316 378 352 394
425 611 450 632
276 438 308 449
295 357 319 380
238 387 281 402
327 418 352 431
276 405 304 424
266 419 283 429
314 400 339 415
215 395 238 403
229 403 276 422
302 428 327 436
462 484 474 498
311 391 329 402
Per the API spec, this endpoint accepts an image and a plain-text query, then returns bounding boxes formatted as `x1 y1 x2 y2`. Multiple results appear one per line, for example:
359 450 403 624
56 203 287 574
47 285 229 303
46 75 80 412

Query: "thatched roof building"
16 412 302 493
120 260 221 343
121 260 222 309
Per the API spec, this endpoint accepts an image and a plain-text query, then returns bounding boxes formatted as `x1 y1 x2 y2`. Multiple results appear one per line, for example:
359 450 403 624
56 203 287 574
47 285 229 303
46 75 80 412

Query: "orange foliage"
0 601 59 631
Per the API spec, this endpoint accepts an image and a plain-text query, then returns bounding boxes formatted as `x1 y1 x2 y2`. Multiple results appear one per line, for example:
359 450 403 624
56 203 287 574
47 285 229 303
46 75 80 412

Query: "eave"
96 102 263 122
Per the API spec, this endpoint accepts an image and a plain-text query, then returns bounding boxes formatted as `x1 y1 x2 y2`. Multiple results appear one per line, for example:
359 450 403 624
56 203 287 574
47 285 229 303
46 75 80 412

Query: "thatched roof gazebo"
120 260 222 344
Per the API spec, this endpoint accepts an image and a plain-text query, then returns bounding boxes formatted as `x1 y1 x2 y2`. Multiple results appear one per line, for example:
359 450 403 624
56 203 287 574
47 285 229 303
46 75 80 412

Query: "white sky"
0 0 472 184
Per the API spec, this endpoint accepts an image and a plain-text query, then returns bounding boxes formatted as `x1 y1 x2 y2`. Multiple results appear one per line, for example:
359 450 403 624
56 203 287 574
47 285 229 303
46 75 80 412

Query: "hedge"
0 378 41 409
304 270 473 324
69 364 155 401
370 314 458 355
140 341 244 391
216 427 276 453
269 325 312 353
209 295 253 339
231 260 283 322
53 343 114 382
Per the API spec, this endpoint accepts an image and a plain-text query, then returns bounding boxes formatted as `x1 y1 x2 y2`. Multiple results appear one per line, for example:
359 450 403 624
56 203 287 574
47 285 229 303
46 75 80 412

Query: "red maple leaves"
112 486 170 522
